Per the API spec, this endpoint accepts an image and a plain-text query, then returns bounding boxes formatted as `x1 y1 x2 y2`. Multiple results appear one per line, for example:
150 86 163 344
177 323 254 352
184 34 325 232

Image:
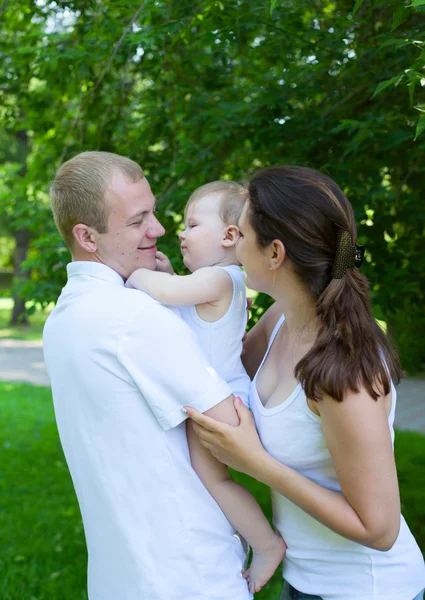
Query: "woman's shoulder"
262 302 284 343
243 302 284 379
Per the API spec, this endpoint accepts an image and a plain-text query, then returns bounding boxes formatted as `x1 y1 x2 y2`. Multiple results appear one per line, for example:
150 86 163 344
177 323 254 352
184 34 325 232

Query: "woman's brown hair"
248 166 402 402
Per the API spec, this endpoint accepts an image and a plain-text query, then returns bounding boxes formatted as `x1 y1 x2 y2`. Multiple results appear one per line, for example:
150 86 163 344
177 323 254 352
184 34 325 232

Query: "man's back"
43 262 250 600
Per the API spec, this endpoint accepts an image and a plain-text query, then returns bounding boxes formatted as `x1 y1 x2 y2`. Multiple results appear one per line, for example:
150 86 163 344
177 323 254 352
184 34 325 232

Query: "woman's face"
236 202 272 293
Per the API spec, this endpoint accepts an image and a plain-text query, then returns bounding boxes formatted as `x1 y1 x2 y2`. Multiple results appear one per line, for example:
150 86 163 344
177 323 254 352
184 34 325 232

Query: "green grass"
1 382 424 600
0 299 53 341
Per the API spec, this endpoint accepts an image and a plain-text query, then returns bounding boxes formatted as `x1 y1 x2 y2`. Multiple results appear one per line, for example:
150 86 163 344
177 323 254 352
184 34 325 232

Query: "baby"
127 181 286 594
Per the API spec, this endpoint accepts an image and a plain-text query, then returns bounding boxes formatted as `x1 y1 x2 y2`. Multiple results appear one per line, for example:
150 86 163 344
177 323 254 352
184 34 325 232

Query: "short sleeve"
117 300 232 430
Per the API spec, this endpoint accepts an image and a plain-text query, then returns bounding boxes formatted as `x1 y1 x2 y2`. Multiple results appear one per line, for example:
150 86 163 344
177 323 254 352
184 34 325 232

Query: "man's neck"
71 249 102 263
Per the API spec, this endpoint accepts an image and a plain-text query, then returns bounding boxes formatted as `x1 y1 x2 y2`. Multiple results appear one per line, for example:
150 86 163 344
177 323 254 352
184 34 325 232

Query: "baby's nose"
179 230 186 241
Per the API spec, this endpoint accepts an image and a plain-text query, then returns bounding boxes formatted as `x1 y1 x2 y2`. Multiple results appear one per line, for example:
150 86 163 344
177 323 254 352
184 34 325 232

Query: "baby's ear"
221 225 240 248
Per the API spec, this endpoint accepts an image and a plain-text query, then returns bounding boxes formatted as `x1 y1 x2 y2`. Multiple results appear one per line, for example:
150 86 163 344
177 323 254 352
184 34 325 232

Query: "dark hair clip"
332 230 365 279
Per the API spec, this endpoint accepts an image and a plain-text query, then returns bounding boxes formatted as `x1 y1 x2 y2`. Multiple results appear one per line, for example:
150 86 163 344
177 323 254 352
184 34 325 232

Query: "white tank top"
250 314 425 600
179 265 250 404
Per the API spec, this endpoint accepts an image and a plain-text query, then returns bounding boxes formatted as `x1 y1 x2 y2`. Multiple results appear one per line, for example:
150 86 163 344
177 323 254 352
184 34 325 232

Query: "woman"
186 166 425 600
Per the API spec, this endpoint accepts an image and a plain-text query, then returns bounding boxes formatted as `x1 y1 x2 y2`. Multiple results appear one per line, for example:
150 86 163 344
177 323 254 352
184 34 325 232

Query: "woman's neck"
273 278 318 341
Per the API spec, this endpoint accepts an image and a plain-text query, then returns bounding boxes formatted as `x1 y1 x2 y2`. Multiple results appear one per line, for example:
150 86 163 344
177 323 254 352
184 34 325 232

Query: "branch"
321 86 368 118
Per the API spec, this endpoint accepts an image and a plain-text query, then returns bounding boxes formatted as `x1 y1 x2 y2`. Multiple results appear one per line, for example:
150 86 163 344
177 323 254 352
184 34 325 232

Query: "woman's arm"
126 266 232 306
186 391 400 551
242 302 282 379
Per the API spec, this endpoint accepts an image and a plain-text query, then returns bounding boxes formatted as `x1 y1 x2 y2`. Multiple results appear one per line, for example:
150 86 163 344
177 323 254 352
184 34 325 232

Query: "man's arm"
126 266 232 306
117 301 233 430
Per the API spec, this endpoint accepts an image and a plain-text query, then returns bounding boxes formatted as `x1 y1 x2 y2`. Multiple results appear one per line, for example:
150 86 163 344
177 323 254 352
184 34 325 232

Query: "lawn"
1 382 424 600
0 299 53 341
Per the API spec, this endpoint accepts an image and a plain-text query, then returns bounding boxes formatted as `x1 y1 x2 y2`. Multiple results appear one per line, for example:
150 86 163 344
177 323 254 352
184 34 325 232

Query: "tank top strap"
254 313 286 380
216 264 244 284
268 313 286 349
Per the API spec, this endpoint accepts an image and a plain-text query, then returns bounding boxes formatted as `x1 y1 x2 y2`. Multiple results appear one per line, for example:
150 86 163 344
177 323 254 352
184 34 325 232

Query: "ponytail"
295 268 402 402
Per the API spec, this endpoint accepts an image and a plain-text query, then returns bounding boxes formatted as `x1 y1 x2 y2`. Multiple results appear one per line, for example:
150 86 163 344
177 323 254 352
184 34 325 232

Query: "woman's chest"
255 333 310 410
250 386 334 475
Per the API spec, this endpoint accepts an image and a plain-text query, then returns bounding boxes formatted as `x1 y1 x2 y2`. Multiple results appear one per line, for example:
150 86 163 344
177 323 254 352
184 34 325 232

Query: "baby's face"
179 195 227 272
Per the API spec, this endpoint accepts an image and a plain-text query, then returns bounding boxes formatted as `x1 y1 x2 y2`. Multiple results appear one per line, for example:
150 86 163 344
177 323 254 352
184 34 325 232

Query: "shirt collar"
67 261 125 286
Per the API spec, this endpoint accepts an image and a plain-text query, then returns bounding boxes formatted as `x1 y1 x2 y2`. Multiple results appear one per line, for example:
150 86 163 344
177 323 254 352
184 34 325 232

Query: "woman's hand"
185 397 268 477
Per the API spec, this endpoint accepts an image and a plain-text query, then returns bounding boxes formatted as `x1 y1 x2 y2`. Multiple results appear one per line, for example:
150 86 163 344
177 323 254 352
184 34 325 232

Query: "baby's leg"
217 480 287 593
187 421 286 593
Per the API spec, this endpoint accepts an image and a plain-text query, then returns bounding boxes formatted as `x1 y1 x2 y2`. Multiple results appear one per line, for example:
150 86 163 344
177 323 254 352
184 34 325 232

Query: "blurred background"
0 1 424 598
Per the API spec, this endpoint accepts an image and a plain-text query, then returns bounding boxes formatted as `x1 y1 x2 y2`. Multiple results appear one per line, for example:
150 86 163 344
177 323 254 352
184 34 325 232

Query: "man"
43 151 251 600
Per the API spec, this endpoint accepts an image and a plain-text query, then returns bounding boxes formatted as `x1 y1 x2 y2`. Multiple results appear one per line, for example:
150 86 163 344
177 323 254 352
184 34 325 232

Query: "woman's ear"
221 225 240 248
72 224 98 253
267 239 286 269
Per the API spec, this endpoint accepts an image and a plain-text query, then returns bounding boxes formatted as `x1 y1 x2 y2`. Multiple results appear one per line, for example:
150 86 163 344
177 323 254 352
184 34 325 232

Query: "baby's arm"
127 266 232 306
187 406 286 594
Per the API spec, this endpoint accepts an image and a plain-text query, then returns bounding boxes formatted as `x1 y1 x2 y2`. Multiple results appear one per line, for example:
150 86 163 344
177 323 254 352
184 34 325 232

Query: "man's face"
93 173 165 279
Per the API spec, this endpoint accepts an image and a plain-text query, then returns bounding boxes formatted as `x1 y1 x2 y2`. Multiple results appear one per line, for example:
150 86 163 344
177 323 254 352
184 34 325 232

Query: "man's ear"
267 239 286 269
72 224 98 253
221 225 240 248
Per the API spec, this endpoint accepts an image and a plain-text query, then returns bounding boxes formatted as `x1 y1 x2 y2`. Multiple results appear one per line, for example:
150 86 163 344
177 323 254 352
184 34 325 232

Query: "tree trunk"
9 229 30 326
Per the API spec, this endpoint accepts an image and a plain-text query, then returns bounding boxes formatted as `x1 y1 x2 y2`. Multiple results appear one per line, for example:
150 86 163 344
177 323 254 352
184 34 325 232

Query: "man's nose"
148 215 165 238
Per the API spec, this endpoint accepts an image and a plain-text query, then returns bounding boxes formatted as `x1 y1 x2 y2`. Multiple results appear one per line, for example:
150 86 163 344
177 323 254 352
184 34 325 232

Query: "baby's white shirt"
178 265 250 406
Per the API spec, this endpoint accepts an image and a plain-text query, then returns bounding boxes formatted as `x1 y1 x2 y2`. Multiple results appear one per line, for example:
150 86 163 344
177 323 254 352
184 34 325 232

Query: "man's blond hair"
50 151 144 248
185 180 248 227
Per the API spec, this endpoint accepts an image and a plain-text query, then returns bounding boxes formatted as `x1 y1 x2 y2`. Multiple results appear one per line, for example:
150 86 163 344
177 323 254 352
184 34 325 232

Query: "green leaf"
379 38 410 50
270 0 281 14
371 76 399 98
392 6 408 30
353 0 365 16
407 0 425 6
414 114 425 140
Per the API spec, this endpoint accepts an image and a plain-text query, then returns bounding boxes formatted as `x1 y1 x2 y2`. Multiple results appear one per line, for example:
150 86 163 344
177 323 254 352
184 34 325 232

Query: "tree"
1 0 424 370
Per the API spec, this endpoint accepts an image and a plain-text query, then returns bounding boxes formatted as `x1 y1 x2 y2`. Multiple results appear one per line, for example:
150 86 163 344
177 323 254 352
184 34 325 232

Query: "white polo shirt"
43 262 251 600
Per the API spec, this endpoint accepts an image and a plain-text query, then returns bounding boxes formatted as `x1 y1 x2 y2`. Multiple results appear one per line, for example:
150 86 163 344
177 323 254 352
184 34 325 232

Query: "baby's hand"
155 251 174 274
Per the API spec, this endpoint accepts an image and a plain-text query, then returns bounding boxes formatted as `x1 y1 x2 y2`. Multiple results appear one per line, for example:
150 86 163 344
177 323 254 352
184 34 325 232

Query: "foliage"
0 237 14 269
0 0 424 369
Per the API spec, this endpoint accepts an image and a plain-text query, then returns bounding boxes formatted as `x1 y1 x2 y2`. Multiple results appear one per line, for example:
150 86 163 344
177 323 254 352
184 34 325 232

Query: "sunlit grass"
0 298 53 341
0 382 88 600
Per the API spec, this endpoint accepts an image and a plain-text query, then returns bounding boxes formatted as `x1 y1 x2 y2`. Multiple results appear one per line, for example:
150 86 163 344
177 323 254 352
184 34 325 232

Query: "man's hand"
155 251 174 274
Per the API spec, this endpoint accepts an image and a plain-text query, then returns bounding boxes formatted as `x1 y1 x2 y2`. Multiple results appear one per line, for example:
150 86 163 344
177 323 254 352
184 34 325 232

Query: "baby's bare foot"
243 533 286 594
